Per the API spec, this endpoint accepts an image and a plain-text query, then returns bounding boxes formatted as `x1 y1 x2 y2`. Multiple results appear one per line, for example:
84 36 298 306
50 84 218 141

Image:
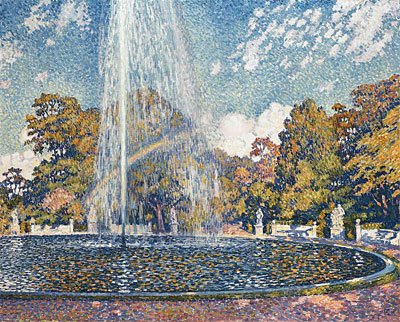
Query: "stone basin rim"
0 237 396 300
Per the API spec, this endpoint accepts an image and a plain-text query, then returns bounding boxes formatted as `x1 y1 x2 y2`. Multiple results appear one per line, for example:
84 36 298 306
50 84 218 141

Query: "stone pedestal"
88 220 97 234
171 223 178 236
69 218 74 234
87 205 98 234
30 218 36 234
271 220 277 235
312 221 317 238
255 224 263 237
355 219 361 242
330 227 345 240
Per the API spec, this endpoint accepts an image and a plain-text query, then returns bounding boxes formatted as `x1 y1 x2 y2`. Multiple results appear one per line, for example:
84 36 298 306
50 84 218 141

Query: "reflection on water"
0 235 385 294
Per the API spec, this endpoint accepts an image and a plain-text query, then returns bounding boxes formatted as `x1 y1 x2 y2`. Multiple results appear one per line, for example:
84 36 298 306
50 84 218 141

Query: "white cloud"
329 44 340 57
280 57 292 69
0 151 42 180
56 1 91 33
0 129 49 180
318 78 339 93
296 19 307 28
231 0 398 72
236 43 245 50
45 39 55 47
332 0 364 23
273 24 286 38
288 18 298 26
286 0 296 11
215 103 292 157
310 8 322 24
264 43 273 54
217 113 256 157
270 5 284 15
248 17 258 31
210 60 222 75
23 0 52 34
0 79 11 89
324 27 334 39
254 7 265 18
354 30 393 62
34 71 48 82
254 103 293 144
337 33 349 44
300 54 313 68
23 0 91 35
0 39 23 70
344 0 399 61
304 9 313 18
243 32 268 71
283 29 299 48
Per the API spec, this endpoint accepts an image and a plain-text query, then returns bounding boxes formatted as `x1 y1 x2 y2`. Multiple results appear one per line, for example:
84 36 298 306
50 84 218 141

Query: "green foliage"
213 148 279 232
361 223 385 230
275 99 342 234
345 76 400 227
23 94 100 225
347 107 399 196
123 88 215 234
0 199 10 234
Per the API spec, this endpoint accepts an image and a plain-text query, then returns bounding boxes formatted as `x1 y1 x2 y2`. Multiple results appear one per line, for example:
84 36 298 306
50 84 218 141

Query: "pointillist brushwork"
0 0 399 321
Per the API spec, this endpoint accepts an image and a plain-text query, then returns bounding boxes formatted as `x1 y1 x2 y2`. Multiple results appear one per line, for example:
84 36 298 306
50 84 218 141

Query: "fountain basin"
0 235 396 299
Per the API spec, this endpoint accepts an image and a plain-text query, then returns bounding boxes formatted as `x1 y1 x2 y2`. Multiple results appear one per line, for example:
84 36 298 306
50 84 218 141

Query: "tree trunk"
381 195 388 215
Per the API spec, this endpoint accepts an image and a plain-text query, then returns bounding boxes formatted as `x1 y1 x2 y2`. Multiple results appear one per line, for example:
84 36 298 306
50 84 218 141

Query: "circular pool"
0 235 394 298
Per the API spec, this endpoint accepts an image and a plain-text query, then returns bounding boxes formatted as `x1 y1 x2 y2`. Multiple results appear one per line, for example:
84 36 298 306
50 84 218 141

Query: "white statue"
331 204 345 228
170 207 178 235
170 207 178 225
256 208 264 226
10 209 20 234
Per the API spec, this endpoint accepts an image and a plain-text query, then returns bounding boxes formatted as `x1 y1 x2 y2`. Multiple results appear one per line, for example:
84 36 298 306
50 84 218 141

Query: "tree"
212 147 279 233
346 106 400 226
24 94 100 225
0 198 10 234
276 99 342 235
329 103 359 163
276 99 339 190
250 137 279 183
116 88 215 234
213 149 255 224
129 154 184 233
41 187 84 224
351 74 400 132
1 167 27 209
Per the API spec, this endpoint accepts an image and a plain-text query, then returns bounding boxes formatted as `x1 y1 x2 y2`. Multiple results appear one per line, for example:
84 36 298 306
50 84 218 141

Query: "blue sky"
0 0 399 171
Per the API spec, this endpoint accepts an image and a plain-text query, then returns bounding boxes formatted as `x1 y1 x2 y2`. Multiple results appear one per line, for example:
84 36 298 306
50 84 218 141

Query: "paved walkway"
0 240 398 321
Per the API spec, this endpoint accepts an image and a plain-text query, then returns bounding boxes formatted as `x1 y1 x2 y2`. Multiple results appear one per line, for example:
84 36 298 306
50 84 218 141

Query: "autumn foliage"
0 74 399 235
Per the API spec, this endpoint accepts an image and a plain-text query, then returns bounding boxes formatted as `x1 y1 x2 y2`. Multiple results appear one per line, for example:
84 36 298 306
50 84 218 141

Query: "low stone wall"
30 219 74 236
270 220 317 238
356 219 400 246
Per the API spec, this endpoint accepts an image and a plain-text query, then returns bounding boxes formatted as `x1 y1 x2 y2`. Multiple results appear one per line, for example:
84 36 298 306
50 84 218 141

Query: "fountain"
93 0 219 237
